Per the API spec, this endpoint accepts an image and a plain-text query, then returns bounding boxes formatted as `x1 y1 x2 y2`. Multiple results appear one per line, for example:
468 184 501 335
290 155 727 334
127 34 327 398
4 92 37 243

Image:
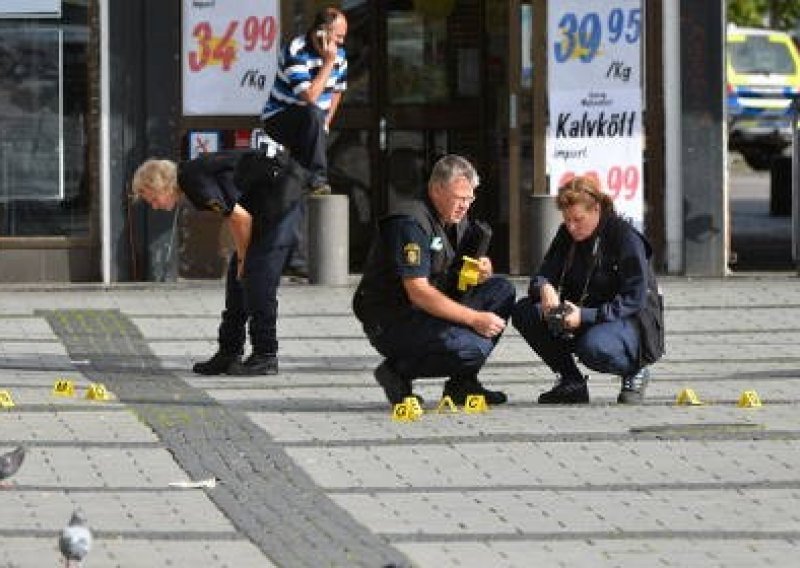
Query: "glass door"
381 1 484 211
330 0 487 270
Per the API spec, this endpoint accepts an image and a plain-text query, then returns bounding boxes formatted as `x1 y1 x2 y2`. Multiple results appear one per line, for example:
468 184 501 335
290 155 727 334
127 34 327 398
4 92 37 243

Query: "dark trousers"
511 297 640 380
217 200 303 355
368 277 516 379
263 105 329 185
263 105 328 272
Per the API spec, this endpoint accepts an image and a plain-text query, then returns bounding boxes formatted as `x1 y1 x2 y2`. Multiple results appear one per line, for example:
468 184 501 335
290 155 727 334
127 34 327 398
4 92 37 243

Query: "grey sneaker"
618 368 650 404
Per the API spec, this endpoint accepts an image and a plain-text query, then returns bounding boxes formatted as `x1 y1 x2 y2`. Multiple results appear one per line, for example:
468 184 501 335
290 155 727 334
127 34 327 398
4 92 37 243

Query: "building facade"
0 0 726 282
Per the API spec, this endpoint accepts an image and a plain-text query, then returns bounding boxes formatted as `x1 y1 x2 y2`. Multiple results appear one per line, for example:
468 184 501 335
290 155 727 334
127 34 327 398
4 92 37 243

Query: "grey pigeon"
59 511 92 567
0 446 25 486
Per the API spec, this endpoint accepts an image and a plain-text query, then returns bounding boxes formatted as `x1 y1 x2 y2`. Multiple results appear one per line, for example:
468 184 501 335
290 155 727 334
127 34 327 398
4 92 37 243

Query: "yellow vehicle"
727 25 800 170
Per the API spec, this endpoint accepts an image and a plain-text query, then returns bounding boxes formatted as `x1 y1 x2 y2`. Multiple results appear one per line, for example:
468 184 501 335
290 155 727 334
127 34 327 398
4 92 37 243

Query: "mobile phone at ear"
316 28 328 43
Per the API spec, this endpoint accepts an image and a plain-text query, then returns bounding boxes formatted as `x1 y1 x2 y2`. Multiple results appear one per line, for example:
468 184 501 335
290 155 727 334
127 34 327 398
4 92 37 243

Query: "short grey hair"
429 154 480 189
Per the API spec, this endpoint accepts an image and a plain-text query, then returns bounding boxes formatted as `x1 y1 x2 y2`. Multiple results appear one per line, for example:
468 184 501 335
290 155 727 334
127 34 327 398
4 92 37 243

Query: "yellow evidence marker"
464 394 488 413
737 390 762 408
0 390 15 408
435 396 458 414
457 256 481 291
85 383 111 401
675 388 703 406
52 379 76 397
392 397 423 422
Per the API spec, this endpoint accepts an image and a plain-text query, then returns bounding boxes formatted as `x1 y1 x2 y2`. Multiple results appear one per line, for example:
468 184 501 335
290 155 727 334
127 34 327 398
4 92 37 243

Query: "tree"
728 0 767 27
727 0 800 30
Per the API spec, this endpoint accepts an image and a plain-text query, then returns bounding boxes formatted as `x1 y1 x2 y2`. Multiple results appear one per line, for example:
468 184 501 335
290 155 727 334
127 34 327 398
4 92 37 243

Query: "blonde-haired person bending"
132 150 304 375
511 175 662 404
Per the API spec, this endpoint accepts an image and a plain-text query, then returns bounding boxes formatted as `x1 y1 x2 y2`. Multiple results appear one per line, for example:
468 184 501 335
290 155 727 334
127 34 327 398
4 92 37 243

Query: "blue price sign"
547 0 644 228
553 7 641 64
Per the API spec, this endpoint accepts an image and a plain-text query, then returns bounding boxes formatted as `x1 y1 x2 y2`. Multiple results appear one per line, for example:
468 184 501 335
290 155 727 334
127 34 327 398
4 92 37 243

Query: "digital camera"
546 303 574 340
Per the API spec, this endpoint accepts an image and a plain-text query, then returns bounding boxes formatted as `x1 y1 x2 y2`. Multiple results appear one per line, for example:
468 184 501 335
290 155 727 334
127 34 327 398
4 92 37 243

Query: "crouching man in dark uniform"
131 146 304 375
353 154 516 406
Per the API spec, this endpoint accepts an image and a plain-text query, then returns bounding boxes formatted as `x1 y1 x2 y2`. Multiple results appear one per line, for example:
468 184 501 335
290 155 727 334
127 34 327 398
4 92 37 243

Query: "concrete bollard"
529 194 562 273
307 194 349 285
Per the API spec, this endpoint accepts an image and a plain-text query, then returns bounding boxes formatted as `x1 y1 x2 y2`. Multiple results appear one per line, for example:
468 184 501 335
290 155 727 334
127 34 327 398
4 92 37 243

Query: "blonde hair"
130 159 179 201
556 175 614 215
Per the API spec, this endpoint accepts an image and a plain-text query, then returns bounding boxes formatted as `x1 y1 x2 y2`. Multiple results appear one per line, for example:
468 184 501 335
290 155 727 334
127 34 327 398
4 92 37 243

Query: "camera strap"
557 235 601 307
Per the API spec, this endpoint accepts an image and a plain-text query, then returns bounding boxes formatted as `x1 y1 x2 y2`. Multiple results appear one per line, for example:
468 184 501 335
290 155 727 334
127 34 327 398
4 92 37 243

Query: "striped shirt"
261 34 347 120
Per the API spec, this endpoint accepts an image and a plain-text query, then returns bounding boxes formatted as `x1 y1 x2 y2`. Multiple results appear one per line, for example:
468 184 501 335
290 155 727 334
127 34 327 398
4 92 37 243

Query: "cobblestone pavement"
0 275 799 567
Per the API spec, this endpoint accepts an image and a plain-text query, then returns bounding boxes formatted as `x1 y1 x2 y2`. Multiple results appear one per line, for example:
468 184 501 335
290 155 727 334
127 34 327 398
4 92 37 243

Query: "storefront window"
340 0 369 105
387 9 448 104
0 1 89 237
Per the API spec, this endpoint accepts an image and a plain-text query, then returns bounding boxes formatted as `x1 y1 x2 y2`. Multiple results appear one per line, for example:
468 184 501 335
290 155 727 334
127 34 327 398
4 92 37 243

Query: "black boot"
228 353 279 376
538 375 589 404
442 375 508 406
374 360 413 405
192 351 241 375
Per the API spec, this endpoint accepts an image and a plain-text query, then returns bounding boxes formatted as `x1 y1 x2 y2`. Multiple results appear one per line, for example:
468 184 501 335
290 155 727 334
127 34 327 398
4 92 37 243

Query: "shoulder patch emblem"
403 242 421 266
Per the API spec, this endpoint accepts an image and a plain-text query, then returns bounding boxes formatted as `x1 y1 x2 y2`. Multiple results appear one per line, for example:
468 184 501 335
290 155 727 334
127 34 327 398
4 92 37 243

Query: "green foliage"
728 0 767 27
727 0 800 30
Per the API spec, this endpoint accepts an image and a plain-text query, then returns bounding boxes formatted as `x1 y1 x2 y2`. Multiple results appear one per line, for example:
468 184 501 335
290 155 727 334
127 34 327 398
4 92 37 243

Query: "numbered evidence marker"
52 379 76 397
435 396 458 414
675 388 703 406
85 383 111 402
457 256 481 292
737 390 762 408
464 394 488 414
0 390 15 408
392 396 424 422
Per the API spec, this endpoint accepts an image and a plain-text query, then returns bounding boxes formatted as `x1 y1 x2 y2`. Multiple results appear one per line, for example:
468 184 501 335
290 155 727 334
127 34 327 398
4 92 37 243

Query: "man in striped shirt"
261 6 348 196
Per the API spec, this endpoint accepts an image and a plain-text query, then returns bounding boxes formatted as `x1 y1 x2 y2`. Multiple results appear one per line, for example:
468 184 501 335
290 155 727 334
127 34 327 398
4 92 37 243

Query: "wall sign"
182 0 279 116
188 130 220 159
547 0 644 228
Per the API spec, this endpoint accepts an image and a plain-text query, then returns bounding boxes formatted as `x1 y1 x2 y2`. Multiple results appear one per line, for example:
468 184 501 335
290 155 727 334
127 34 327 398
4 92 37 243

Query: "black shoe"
617 368 650 404
374 360 412 405
192 351 241 375
442 376 508 406
283 266 309 280
228 353 279 376
538 376 589 404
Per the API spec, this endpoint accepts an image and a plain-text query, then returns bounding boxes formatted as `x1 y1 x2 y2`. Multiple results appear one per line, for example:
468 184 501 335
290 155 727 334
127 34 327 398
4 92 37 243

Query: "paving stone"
1 278 799 567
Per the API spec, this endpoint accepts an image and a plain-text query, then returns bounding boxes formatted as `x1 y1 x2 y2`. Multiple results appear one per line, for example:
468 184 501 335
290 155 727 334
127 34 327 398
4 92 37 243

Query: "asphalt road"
729 153 794 271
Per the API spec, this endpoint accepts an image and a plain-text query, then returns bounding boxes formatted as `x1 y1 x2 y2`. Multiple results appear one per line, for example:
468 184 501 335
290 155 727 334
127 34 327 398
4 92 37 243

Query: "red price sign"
558 165 640 201
188 15 277 73
605 165 639 200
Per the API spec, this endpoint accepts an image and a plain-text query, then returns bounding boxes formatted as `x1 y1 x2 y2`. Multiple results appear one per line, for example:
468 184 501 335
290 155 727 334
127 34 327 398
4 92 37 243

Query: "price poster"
182 0 279 116
546 0 644 227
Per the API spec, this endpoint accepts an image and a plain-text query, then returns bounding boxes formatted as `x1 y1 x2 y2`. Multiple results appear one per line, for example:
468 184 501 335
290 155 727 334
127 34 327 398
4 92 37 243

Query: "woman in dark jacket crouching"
512 175 660 404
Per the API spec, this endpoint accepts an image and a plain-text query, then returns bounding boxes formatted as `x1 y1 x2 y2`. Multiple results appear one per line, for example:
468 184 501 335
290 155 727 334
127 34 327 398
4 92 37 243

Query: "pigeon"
0 445 25 487
59 511 92 568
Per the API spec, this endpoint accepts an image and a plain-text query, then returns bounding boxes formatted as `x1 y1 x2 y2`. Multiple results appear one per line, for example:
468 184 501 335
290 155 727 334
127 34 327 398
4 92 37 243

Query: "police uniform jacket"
529 213 652 327
177 151 303 227
353 196 473 332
